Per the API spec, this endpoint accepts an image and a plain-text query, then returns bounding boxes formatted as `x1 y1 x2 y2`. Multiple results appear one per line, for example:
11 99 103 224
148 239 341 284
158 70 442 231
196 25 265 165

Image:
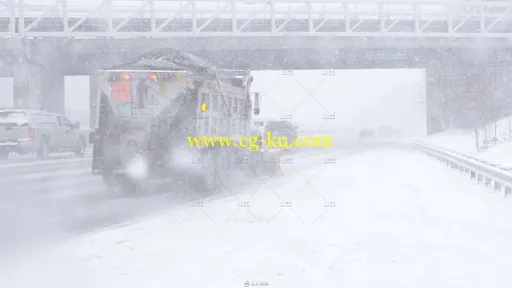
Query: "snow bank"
3 148 512 288
422 130 512 167
421 130 477 154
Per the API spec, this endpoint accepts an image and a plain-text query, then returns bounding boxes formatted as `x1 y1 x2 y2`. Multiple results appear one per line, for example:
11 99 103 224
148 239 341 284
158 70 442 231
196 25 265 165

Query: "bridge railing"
3 0 512 37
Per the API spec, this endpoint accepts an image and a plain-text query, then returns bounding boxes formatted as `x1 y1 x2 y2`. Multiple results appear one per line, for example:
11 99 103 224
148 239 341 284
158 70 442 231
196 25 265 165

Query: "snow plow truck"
89 48 282 194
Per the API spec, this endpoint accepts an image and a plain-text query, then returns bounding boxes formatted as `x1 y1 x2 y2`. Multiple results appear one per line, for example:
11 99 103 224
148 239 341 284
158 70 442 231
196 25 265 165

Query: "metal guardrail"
416 141 512 197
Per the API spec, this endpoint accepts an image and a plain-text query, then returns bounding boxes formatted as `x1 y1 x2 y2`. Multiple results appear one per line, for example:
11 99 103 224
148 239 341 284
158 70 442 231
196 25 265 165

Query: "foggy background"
0 76 90 128
0 69 427 137
251 69 426 138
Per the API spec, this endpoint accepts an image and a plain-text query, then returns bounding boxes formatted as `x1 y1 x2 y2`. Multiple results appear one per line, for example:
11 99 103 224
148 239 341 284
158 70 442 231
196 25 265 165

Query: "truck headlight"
125 154 148 181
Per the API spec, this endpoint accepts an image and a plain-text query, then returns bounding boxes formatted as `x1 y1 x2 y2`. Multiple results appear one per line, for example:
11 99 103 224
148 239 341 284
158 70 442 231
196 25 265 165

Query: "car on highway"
0 108 88 160
264 120 299 152
359 127 376 139
265 120 299 139
377 125 402 139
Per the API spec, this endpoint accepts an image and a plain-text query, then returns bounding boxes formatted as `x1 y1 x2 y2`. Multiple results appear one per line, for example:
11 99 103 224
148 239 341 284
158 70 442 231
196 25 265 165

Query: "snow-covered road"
0 145 348 254
3 142 512 288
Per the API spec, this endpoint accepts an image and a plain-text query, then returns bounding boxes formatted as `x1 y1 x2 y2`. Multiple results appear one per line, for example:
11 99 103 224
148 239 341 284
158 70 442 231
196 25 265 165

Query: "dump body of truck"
90 49 280 193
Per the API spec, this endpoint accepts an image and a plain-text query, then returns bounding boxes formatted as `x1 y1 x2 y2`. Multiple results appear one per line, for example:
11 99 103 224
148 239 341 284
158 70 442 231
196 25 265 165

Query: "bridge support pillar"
425 61 443 135
89 69 99 130
13 39 64 114
13 57 65 114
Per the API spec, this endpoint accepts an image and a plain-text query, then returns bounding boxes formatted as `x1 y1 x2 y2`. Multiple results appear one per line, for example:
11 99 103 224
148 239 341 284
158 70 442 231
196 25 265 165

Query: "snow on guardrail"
416 141 512 197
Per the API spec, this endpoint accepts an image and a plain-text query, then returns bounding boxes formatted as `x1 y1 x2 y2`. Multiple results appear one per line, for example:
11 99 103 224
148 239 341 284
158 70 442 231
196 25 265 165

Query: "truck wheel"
102 173 137 195
195 151 217 193
0 149 8 160
75 139 85 158
214 149 231 186
37 138 49 159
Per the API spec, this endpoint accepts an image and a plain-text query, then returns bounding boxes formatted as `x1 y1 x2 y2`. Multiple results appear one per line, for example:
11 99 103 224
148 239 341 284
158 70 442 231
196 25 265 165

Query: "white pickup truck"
0 108 88 160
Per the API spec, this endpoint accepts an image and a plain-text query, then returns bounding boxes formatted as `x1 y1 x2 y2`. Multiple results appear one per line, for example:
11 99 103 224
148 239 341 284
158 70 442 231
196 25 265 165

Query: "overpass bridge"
2 0 512 42
0 0 511 134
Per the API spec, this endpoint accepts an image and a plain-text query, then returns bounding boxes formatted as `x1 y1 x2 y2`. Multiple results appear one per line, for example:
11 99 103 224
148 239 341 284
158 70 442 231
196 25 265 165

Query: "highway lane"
0 145 348 256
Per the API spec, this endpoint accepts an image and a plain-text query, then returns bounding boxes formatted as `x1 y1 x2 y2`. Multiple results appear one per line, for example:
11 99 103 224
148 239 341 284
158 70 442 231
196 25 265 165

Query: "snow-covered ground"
421 130 477 154
4 144 512 288
422 130 512 167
